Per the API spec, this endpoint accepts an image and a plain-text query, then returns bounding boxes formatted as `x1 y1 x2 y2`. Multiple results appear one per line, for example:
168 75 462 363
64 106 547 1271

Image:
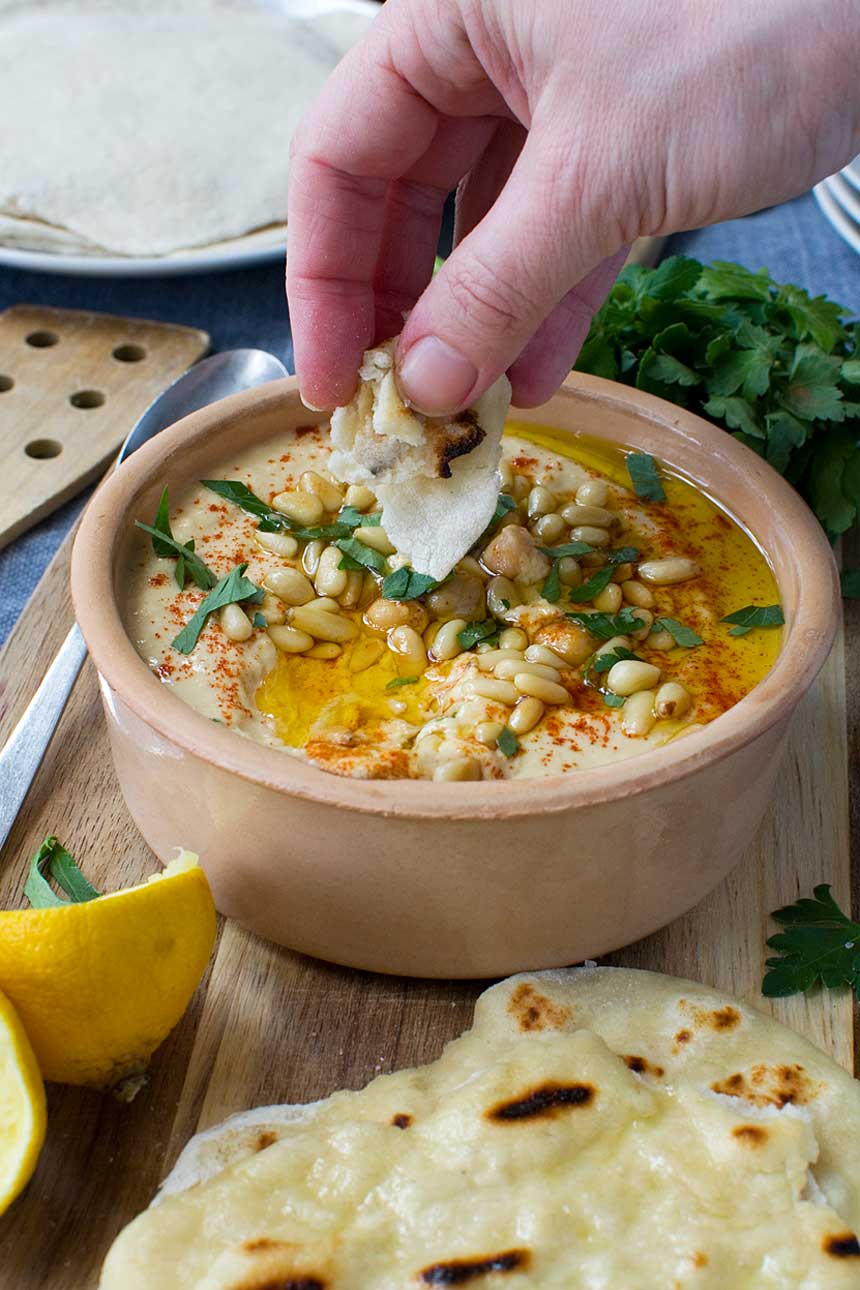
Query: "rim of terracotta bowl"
71 372 839 820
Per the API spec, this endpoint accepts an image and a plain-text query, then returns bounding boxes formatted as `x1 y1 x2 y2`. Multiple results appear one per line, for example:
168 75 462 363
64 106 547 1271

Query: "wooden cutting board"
0 305 209 551
0 527 856 1288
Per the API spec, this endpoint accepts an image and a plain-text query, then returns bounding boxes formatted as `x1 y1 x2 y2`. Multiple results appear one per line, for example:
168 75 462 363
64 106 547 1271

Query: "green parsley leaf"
841 569 860 598
626 452 666 502
720 604 784 637
381 567 438 601
339 507 381 529
762 885 860 999
781 345 844 422
24 836 101 909
567 607 642 639
566 565 615 603
334 536 387 573
150 486 177 558
603 692 625 708
538 541 593 559
134 517 217 592
653 617 704 648
605 546 641 566
203 479 278 524
496 727 519 758
252 612 268 628
385 676 419 690
541 561 562 603
698 260 773 302
172 564 263 654
205 479 369 542
457 619 499 650
593 645 643 674
703 395 764 438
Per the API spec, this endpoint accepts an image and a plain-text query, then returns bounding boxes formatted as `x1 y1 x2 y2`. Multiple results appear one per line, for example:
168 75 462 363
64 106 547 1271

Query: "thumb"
396 132 621 415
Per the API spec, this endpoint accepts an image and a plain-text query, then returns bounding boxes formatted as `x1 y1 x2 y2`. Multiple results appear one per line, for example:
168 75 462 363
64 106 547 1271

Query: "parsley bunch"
575 256 860 541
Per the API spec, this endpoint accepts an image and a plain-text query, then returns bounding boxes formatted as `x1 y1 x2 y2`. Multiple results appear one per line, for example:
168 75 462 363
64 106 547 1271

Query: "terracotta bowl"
71 373 839 978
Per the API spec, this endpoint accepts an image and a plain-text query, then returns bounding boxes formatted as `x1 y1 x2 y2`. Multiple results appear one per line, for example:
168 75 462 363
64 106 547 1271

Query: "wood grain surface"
0 527 855 1289
0 305 208 550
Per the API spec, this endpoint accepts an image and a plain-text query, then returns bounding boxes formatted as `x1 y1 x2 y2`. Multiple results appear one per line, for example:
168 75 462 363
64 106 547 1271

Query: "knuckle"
444 254 540 337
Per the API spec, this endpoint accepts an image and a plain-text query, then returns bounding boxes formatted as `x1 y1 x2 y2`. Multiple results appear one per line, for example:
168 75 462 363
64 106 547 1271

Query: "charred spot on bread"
486 1081 595 1122
433 412 485 480
507 983 571 1033
419 1249 530 1283
623 1055 664 1078
823 1233 860 1258
732 1124 768 1147
391 1112 413 1129
254 1131 278 1153
711 1063 820 1108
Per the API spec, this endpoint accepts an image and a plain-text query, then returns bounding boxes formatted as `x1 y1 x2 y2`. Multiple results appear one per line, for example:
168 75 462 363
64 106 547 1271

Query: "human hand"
287 0 860 415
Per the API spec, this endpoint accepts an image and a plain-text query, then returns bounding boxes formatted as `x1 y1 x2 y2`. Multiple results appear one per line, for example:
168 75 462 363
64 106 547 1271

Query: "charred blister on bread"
419 1249 530 1284
822 1233 860 1259
506 982 572 1033
623 1055 665 1079
711 1063 821 1108
486 1081 595 1123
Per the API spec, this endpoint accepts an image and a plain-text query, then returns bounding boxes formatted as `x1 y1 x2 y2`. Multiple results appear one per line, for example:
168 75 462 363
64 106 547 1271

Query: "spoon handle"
0 623 87 855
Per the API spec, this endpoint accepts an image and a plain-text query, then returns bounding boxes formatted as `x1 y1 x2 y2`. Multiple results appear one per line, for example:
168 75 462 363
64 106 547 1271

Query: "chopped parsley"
653 616 704 647
541 561 562 604
457 619 499 650
605 546 641 566
203 480 371 542
603 692 625 708
593 646 643 674
496 727 519 758
381 567 439 601
538 541 593 559
385 676 419 690
252 612 268 629
720 604 784 637
566 565 615 603
172 563 264 654
567 607 643 639
24 836 101 909
626 452 666 502
335 536 387 573
135 488 216 591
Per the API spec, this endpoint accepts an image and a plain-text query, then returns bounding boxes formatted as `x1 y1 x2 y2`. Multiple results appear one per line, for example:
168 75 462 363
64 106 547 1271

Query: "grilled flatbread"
100 967 860 1288
329 339 512 580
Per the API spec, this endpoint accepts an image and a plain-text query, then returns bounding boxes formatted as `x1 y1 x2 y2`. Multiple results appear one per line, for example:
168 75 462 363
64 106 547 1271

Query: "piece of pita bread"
0 0 373 257
329 339 512 581
100 967 860 1289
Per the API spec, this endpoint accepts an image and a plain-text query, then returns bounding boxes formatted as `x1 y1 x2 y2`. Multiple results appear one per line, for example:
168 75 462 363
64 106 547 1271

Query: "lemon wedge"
0 986 46 1216
0 851 215 1089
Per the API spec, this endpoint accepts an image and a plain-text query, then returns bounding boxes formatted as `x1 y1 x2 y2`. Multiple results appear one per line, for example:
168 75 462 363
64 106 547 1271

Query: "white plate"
813 178 860 257
0 0 378 278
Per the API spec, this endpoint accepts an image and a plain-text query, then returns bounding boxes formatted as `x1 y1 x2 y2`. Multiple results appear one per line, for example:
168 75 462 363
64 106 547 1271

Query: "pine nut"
606 659 661 696
628 608 654 641
305 597 340 612
496 659 561 683
558 556 582 588
434 757 481 782
511 473 530 501
513 673 568 704
339 570 364 608
593 582 623 614
576 479 609 507
424 621 441 651
388 624 427 671
570 525 610 547
499 460 514 490
560 503 615 528
364 598 428 633
307 642 342 660
302 539 326 577
622 690 657 737
355 525 395 555
476 649 525 670
313 545 348 597
647 629 675 651
524 644 567 669
532 512 565 544
300 470 343 512
622 579 655 609
256 593 286 626
256 530 298 558
508 696 545 734
349 638 385 671
611 562 634 584
289 606 358 642
268 624 314 653
527 484 556 518
499 627 528 651
264 566 315 605
469 677 519 705
581 550 607 568
638 557 701 585
345 483 376 511
486 575 520 618
476 720 505 747
432 618 468 661
272 489 324 526
655 681 692 719
220 603 253 642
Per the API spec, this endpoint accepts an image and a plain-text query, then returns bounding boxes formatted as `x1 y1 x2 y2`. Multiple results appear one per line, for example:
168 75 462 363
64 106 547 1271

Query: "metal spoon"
0 348 288 851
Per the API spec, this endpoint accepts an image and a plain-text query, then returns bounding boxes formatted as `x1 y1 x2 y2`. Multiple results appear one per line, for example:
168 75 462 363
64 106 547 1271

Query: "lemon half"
0 986 46 1215
0 852 215 1088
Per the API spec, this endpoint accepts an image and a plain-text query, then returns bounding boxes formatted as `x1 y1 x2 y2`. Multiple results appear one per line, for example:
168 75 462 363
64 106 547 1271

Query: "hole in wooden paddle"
0 375 13 392
25 439 63 459
69 389 105 409
26 330 59 348
112 343 146 363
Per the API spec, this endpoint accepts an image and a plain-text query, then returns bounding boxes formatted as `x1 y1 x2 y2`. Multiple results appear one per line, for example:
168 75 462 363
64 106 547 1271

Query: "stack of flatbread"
0 0 374 258
100 967 860 1288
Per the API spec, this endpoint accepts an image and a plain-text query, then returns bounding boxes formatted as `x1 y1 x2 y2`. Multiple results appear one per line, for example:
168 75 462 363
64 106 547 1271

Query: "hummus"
125 423 781 781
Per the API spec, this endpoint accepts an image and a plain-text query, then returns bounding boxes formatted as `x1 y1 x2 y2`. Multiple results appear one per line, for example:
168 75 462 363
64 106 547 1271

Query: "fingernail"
398 336 478 415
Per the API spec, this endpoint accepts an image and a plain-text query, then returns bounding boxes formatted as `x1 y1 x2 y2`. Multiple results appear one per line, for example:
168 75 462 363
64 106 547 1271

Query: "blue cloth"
2 189 859 644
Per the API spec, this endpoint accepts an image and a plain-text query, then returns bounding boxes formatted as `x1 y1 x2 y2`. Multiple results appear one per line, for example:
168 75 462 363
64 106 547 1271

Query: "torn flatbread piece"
329 339 512 581
100 968 860 1289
